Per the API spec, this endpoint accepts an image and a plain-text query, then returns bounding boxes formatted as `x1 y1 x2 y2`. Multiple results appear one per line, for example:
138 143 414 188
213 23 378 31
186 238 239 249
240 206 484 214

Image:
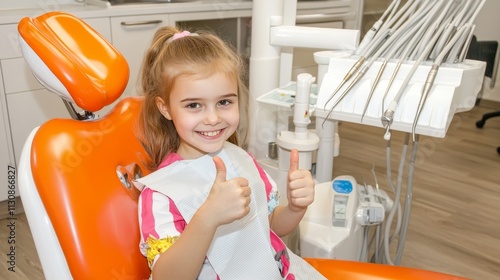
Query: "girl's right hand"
201 156 251 226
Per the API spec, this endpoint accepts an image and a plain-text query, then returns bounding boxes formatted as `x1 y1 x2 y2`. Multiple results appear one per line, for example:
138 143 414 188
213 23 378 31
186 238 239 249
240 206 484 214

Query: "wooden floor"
0 101 499 280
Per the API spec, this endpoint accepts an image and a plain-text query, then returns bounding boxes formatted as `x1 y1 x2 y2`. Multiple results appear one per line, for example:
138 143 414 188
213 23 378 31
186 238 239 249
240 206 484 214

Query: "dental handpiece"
411 64 439 141
323 56 366 109
411 23 470 140
361 60 387 122
327 64 370 112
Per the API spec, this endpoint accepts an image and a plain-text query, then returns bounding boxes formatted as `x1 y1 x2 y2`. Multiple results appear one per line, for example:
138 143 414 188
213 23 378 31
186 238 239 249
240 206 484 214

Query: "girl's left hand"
286 149 315 212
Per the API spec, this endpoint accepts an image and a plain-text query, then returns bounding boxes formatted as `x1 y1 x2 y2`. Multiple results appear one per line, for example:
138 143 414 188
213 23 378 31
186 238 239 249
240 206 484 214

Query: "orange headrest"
18 12 129 111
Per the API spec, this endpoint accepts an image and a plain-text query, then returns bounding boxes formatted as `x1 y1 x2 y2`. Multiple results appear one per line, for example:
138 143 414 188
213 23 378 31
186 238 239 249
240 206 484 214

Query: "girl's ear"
155 97 172 120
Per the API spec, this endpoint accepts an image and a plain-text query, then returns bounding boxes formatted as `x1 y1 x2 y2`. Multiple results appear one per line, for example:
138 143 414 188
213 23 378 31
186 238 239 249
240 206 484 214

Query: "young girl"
136 26 326 280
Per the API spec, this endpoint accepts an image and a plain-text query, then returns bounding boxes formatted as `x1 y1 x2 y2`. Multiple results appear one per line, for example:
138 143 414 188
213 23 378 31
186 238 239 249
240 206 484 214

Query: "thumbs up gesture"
287 149 315 212
202 156 252 227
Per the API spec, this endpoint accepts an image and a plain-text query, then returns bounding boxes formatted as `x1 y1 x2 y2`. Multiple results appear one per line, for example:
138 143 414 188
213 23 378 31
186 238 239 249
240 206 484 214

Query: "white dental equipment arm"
248 0 359 168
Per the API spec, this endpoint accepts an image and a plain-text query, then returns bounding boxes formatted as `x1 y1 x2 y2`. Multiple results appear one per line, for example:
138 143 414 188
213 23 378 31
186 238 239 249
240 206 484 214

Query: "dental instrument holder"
316 54 485 139
276 73 319 189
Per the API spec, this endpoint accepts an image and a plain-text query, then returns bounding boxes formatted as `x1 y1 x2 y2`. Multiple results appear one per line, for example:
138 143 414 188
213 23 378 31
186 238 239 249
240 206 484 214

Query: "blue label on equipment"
333 180 353 194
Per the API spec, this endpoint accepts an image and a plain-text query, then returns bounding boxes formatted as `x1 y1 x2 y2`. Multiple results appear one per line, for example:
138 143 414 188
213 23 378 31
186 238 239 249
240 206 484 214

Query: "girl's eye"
186 103 201 109
218 99 233 106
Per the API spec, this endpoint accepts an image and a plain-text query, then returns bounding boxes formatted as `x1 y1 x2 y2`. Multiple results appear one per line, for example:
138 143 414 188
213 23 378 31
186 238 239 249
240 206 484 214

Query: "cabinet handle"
296 14 345 25
121 20 163 26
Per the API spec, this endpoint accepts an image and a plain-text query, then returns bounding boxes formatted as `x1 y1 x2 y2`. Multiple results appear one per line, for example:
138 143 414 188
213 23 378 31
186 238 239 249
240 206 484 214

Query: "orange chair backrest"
31 96 151 279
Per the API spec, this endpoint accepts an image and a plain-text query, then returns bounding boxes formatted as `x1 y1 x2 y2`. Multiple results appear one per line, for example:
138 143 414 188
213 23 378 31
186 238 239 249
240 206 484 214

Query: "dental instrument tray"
315 56 485 138
256 82 318 111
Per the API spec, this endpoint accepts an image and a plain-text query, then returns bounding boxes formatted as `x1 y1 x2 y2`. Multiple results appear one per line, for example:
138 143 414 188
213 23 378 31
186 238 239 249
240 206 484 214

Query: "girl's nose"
204 109 222 125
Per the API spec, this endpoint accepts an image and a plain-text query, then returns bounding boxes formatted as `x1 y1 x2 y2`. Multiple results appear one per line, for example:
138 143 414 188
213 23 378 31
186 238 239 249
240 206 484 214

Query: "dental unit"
251 0 486 269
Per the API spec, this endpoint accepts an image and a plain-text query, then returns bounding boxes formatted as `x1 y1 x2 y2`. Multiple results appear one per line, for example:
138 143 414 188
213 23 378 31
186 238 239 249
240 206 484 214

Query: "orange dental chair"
17 11 469 280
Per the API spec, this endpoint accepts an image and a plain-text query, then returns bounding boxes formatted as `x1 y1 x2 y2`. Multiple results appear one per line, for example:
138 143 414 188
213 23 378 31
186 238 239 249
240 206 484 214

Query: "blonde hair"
137 26 249 170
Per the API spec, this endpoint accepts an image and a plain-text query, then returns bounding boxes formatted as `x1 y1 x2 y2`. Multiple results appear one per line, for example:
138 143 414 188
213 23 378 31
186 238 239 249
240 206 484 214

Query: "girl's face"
156 72 239 160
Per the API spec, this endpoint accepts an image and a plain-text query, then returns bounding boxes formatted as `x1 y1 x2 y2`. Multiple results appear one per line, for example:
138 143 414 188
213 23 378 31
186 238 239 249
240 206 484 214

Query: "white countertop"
0 0 352 25
0 0 253 24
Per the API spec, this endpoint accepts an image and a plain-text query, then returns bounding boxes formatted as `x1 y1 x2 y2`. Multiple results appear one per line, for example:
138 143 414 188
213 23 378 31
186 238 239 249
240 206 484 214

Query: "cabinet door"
2 57 45 94
111 14 169 97
7 89 70 167
0 23 23 60
83 17 113 42
0 67 15 201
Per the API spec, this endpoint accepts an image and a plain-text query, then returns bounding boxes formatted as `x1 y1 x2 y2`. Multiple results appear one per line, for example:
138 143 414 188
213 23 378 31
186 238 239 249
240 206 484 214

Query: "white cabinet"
7 89 69 166
169 10 252 56
0 24 23 60
2 57 46 94
0 67 15 202
111 14 170 97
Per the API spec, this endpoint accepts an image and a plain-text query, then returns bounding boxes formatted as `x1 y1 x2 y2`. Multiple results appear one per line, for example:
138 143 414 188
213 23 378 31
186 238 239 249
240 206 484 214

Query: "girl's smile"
197 129 224 138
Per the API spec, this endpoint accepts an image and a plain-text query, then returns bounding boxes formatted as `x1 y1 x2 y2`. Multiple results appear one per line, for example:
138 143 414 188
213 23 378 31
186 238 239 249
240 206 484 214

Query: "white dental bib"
137 142 326 279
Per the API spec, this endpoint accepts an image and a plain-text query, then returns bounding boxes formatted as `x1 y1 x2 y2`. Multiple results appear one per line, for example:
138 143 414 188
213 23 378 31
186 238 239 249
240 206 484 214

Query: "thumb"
289 149 299 172
213 156 227 183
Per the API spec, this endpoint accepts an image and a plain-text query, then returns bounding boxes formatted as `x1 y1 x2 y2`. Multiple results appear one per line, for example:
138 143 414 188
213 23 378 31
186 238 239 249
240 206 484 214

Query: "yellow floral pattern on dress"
145 235 179 267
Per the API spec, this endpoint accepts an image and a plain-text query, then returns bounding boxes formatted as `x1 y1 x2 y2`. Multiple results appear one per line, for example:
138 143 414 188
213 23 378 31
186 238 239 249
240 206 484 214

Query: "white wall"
474 1 500 44
474 0 500 102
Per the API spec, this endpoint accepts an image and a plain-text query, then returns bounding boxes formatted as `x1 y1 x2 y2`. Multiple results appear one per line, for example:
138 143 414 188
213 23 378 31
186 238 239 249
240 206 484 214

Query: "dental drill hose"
394 135 419 265
382 134 408 265
390 134 409 245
